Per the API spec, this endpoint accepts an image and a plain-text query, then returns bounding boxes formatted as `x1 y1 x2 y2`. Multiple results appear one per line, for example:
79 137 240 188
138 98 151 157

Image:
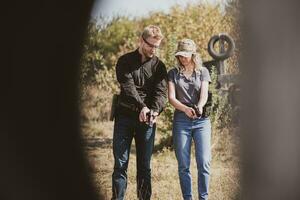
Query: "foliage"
209 66 234 128
81 3 241 198
79 2 240 137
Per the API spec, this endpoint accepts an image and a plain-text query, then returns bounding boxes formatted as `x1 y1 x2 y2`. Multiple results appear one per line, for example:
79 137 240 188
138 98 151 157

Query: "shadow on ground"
83 138 112 149
83 137 137 154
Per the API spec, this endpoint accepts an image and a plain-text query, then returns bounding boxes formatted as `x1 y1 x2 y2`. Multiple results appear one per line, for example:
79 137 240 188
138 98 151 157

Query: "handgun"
146 110 155 127
192 104 202 118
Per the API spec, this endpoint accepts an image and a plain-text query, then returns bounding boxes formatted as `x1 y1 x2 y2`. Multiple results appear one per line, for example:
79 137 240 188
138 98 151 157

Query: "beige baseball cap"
175 39 197 57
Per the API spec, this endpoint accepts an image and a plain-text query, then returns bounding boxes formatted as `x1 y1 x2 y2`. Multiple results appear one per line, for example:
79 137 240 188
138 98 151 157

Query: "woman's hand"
184 107 196 118
193 104 203 118
197 105 203 116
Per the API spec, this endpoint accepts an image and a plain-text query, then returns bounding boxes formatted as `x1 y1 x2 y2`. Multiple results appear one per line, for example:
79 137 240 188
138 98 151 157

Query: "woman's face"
178 55 192 67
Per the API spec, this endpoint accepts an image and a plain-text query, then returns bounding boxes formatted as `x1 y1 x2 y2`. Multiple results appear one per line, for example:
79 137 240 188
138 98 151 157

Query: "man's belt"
119 101 139 112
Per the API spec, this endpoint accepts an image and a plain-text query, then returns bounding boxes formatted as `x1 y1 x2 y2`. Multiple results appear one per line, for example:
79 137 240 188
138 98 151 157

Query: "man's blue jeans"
173 111 211 200
112 113 155 200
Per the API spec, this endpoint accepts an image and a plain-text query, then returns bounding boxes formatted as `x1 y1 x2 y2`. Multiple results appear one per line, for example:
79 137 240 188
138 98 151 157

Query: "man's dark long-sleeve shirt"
116 49 167 115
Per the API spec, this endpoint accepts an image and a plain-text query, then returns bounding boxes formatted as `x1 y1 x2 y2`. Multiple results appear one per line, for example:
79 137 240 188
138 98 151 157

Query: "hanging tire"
208 33 235 60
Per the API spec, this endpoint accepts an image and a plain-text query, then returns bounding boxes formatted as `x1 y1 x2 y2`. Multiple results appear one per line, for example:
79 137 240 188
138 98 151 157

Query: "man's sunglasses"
142 36 160 49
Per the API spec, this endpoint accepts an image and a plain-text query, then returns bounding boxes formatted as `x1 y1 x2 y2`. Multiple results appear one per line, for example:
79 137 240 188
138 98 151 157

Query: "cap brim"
175 51 193 57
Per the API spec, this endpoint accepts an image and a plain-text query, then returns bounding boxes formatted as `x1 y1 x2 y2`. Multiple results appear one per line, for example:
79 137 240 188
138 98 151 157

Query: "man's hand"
139 106 150 122
146 111 159 127
151 111 159 124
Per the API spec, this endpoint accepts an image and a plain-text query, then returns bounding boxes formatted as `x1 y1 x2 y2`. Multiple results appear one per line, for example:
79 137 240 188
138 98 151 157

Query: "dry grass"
83 121 240 200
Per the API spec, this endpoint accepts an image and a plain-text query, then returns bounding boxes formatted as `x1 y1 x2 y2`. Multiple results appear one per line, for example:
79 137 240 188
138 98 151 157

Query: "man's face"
141 36 162 58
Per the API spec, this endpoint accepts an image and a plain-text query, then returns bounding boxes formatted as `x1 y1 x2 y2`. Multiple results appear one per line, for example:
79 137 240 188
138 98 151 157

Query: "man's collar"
134 48 155 63
134 48 141 58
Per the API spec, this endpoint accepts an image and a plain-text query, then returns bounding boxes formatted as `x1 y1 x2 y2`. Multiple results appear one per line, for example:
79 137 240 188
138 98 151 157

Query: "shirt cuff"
137 102 147 111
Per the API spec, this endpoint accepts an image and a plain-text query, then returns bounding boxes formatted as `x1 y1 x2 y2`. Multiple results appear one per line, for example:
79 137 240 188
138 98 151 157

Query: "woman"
168 39 211 200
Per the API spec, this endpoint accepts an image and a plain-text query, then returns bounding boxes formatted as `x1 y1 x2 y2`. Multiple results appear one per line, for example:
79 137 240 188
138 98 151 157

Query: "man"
111 25 167 200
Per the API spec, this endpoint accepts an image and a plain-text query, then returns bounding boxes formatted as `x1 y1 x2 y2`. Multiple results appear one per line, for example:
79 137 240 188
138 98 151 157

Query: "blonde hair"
141 25 164 40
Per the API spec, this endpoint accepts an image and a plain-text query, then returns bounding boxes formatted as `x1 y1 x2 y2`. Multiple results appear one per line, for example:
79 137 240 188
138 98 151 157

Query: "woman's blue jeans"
173 111 211 200
112 113 155 200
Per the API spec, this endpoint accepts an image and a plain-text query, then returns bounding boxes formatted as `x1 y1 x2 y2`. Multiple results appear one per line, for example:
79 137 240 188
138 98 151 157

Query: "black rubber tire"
208 33 235 60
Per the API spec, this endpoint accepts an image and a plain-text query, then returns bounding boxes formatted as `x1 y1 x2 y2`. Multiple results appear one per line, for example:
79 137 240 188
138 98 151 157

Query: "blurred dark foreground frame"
2 0 300 200
2 0 103 199
241 0 300 199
